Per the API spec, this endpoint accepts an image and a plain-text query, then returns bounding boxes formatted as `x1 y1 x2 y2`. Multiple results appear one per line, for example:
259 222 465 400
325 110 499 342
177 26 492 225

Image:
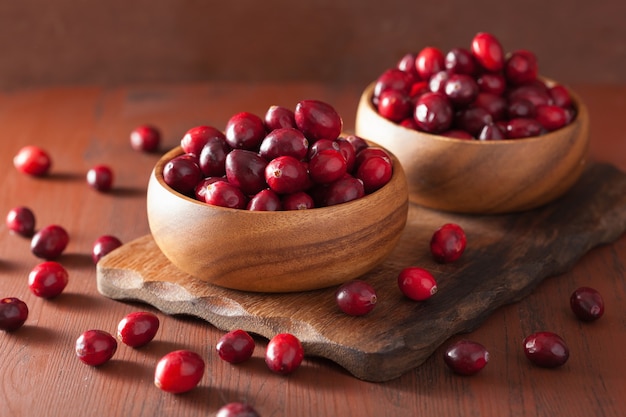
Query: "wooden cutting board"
96 163 626 382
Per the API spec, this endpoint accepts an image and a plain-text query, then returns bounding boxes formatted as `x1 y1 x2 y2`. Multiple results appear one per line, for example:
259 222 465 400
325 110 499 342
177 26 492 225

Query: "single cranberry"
535 105 568 131
31 224 69 260
505 50 538 85
334 137 357 173
377 89 411 122
264 105 296 131
430 223 467 263
265 333 304 375
216 329 256 364
225 112 266 150
373 68 414 98
455 107 493 137
92 235 123 264
282 191 315 210
323 175 365 206
441 130 474 139
336 280 377 316
428 71 451 94
415 46 445 80
549 85 572 109
198 136 231 177
414 92 453 133
163 154 202 196
130 125 161 152
308 149 347 184
194 177 224 202
505 118 545 139
397 267 438 301
472 92 507 121
265 156 310 194
523 331 569 368
443 340 490 376
117 311 160 347
445 47 477 75
86 164 114 192
508 98 536 119
294 100 343 142
216 402 261 417
76 329 118 366
356 155 393 193
13 145 52 176
181 125 225 156
0 297 29 331
476 73 506 96
508 84 552 108
355 147 391 168
396 53 420 81
28 261 69 298
225 150 268 195
344 135 369 155
444 74 479 106
6 206 36 237
307 138 338 160
570 287 605 321
154 350 205 393
409 80 430 100
204 181 247 209
259 127 309 161
478 123 506 140
247 189 282 211
471 32 504 71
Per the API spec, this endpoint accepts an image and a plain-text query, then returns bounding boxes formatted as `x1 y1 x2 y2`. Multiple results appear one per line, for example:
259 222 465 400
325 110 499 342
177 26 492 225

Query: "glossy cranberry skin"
265 156 310 195
445 47 477 75
117 311 160 347
523 331 569 368
570 287 605 321
92 235 122 264
216 329 256 364
444 74 479 107
473 92 507 121
442 129 474 139
334 137 357 172
505 118 545 139
181 125 225 156
415 46 445 80
471 32 504 72
336 280 377 316
508 98 536 119
194 177 224 202
373 68 413 99
6 206 36 237
247 189 282 211
414 92 453 133
428 71 451 94
130 125 161 152
154 350 205 394
86 164 114 192
204 181 247 209
259 127 309 160
409 80 430 100
377 89 411 122
356 155 393 193
396 53 419 80
444 340 490 376
282 191 315 210
198 136 231 177
344 135 369 155
31 224 69 260
505 50 538 85
508 84 552 108
536 105 568 131
549 85 572 108
0 297 29 331
264 105 296 131
163 155 202 196
225 112 266 150
28 261 69 298
265 333 304 375
430 223 467 263
397 267 438 301
294 100 343 142
13 145 52 176
455 106 493 137
216 402 261 417
478 123 506 140
225 150 268 195
476 73 506 96
76 329 118 366
355 147 391 167
309 149 347 184
324 175 365 206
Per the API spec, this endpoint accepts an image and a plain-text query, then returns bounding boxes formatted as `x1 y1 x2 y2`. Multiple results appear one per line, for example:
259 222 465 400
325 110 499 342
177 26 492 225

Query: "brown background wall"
0 0 624 90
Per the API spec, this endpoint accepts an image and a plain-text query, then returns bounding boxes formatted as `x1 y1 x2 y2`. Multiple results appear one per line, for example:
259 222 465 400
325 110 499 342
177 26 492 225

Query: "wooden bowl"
147 146 409 293
355 81 590 214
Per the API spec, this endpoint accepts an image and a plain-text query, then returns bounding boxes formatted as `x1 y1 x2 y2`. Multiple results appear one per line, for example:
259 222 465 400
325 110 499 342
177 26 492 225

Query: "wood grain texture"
98 162 626 382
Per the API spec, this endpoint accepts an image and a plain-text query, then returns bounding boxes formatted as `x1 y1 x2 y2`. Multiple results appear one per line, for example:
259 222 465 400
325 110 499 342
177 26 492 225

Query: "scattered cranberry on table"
443 340 490 376
523 331 570 368
570 287 605 322
130 124 161 152
75 329 118 366
216 329 256 364
154 350 205 394
397 267 438 301
5 206 36 237
430 223 467 263
0 297 29 332
28 261 69 298
117 311 160 348
13 145 52 176
86 164 114 192
92 235 123 264
30 224 69 260
335 280 378 316
216 402 261 417
264 333 304 375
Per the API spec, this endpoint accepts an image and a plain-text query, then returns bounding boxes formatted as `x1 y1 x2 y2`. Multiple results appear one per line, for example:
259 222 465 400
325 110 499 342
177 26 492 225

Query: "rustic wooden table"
0 82 624 417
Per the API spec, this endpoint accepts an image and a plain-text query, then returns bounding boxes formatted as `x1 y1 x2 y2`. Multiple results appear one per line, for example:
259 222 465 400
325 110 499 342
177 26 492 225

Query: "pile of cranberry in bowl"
355 32 590 214
147 100 408 293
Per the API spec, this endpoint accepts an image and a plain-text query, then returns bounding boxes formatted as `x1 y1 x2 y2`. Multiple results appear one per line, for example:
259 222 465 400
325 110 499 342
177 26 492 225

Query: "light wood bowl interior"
147 146 409 293
355 81 590 214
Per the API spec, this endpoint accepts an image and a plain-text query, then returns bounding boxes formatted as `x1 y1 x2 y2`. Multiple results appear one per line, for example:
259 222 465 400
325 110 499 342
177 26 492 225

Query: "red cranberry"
117 311 160 347
294 100 343 142
570 287 604 321
198 136 231 177
216 402 261 417
181 125 225 156
76 329 118 366
204 181 247 209
356 155 393 193
455 106 493 137
6 206 36 237
265 333 304 375
324 175 365 206
130 125 161 152
548 85 572 108
535 105 568 131
505 50 538 85
472 92 507 121
441 130 474 139
377 89 411 122
471 32 504 71
259 127 309 161
445 47 477 75
163 154 202 196
505 118 545 139
247 189 282 211
523 331 569 368
336 280 377 316
154 350 205 393
415 46 445 80
508 84 552 108
225 112 266 150
414 92 453 133
92 235 122 264
307 138 338 160
13 145 52 176
355 147 391 168
334 137 357 172
0 297 29 331
194 177 224 202
476 72 506 96
428 71 451 94
444 74 479 106
443 340 490 376
265 156 310 195
86 164 114 192
397 267 438 301
31 224 69 260
282 191 315 210
28 261 69 298
225 150 268 195
373 68 413 98
409 80 430 100
344 135 369 155
308 149 347 184
216 329 256 364
508 98 536 119
396 53 419 80
478 123 506 140
430 223 467 263
264 105 296 131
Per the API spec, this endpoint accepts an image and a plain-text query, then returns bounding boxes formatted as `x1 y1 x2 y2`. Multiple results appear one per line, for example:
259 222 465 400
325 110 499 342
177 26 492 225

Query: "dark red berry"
92 235 123 264
13 145 52 176
294 100 343 142
0 297 29 331
355 155 393 194
225 112 266 150
336 280 377 316
259 127 309 161
471 32 504 72
117 311 160 347
28 261 69 298
443 340 490 375
444 74 479 107
505 118 544 139
265 333 304 375
373 68 413 98
414 92 453 133
6 206 36 237
523 331 569 368
445 47 477 75
216 329 256 364
75 329 118 366
31 224 69 260
535 105 568 131
430 223 467 263
86 164 114 192
282 191 315 210
198 135 231 177
154 350 205 393
377 89 411 122
265 156 310 195
570 287 604 321
162 154 202 196
308 149 347 184
247 189 282 211
264 105 296 131
504 49 538 85
397 267 438 301
415 46 445 80
225 149 268 195
216 402 261 417
130 125 161 152
323 175 365 207
204 181 247 209
181 125 225 156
